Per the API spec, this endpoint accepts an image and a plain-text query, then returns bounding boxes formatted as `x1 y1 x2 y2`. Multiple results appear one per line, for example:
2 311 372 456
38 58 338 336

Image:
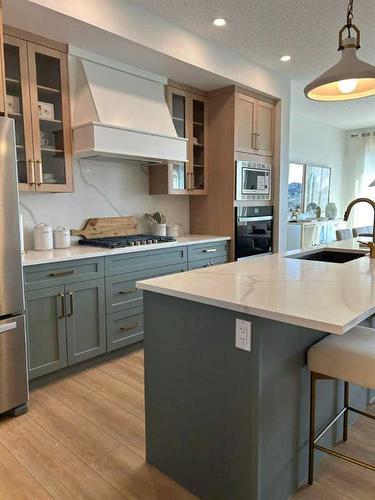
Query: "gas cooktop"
78 234 176 249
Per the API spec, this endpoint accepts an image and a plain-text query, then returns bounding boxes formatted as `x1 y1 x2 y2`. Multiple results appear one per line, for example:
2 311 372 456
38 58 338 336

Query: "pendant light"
304 0 375 101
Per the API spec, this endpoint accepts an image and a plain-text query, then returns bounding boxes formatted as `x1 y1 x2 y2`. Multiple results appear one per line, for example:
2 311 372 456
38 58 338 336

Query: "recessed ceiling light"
280 55 291 62
213 18 227 27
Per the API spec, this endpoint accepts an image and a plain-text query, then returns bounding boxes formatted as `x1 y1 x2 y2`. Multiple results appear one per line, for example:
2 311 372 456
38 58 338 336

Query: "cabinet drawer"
24 258 104 291
107 307 144 352
106 263 187 314
188 255 227 270
105 246 187 276
187 241 228 262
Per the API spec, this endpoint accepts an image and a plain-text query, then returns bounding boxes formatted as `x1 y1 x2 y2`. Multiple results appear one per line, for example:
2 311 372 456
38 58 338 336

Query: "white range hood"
69 49 187 163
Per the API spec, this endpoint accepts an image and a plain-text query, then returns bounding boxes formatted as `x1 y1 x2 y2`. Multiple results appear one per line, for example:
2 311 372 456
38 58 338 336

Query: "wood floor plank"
350 414 375 447
73 367 145 420
29 388 121 465
0 415 125 499
292 481 353 500
316 438 375 500
91 445 196 500
0 440 53 500
46 378 145 458
98 358 144 392
120 351 144 369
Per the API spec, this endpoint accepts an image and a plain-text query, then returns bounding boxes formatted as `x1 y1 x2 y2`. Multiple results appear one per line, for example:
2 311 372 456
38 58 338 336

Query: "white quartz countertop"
22 235 230 266
137 239 375 335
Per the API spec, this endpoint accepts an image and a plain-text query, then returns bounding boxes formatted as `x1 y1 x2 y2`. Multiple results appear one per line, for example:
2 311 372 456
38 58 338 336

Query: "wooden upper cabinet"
149 85 208 195
256 100 273 157
235 92 273 157
3 30 73 192
235 93 256 154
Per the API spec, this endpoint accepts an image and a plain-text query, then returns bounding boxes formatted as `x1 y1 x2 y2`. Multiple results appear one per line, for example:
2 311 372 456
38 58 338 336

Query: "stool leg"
308 372 317 485
343 381 349 442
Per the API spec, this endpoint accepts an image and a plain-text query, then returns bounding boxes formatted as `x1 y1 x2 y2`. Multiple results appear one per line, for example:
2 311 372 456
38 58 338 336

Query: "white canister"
166 223 179 238
53 226 71 249
34 223 53 251
151 223 167 237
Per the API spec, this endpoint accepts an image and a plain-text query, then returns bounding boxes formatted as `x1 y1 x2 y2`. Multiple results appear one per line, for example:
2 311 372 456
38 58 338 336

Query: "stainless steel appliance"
235 206 273 260
78 234 176 248
0 117 28 416
236 160 271 201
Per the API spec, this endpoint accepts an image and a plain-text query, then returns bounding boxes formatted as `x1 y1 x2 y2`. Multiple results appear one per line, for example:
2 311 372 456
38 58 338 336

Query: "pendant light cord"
347 0 354 37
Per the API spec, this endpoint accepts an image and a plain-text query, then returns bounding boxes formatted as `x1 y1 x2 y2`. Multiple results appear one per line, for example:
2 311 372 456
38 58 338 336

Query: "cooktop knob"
135 241 141 246
128 241 135 246
147 239 153 244
141 240 146 245
153 239 158 244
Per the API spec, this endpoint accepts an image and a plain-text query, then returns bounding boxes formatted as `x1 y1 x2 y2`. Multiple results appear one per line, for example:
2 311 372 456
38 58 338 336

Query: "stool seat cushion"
308 326 375 389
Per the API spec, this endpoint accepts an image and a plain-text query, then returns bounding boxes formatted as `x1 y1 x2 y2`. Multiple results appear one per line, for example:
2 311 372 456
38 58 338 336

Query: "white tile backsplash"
20 158 189 250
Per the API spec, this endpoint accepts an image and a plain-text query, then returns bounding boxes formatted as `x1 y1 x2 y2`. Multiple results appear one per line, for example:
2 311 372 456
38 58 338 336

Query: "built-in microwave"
236 161 271 201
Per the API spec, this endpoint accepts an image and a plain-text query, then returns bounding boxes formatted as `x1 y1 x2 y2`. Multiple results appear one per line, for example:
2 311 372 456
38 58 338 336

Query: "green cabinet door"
65 279 106 365
25 285 67 380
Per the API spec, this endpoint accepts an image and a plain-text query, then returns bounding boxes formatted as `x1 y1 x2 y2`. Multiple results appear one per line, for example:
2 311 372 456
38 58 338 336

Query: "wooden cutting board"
71 216 138 239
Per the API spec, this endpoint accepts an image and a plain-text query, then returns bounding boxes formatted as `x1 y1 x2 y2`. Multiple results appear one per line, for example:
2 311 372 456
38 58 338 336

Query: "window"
288 163 304 210
288 163 331 215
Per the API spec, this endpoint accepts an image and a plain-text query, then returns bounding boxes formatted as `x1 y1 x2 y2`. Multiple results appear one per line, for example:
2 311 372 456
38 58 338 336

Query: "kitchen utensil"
71 216 138 239
34 223 53 250
53 226 71 248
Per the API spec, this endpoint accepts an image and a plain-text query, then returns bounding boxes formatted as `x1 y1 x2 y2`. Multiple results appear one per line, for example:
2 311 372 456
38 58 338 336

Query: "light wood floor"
0 348 373 499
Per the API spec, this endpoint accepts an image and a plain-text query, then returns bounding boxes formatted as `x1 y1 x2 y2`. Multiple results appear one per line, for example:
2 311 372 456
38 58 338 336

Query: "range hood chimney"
69 48 187 163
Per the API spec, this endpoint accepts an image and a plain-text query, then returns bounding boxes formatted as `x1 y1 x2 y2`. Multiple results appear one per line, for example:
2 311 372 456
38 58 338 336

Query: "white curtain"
344 130 375 227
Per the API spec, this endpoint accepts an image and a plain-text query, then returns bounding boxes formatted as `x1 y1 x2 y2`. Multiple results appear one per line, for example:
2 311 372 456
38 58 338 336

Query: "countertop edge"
22 235 231 267
138 282 350 334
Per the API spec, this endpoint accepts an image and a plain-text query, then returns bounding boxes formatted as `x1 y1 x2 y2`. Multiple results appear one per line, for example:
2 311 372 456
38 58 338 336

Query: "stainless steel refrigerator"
0 116 28 416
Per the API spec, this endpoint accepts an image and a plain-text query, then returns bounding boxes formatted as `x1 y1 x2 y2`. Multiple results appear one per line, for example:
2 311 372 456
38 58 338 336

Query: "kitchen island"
137 240 375 500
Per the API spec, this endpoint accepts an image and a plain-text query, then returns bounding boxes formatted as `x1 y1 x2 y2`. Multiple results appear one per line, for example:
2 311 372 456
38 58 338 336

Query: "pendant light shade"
369 179 375 187
304 1 375 102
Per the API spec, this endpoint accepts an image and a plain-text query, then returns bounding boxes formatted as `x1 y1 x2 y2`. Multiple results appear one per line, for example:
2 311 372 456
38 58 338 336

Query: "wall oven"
235 206 273 260
236 160 271 201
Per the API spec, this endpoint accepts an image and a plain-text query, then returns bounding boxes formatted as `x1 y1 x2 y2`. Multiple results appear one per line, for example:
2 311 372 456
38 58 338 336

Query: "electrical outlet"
235 318 251 352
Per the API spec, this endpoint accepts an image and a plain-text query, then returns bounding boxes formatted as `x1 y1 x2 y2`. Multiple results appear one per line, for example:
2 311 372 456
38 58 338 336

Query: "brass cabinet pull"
57 292 65 319
27 160 35 184
118 288 137 295
120 322 140 333
35 160 43 184
253 132 260 150
67 291 74 317
49 270 77 277
202 248 217 253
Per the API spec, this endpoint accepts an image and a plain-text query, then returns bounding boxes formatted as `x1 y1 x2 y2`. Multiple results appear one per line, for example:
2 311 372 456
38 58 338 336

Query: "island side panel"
143 291 260 500
143 292 371 500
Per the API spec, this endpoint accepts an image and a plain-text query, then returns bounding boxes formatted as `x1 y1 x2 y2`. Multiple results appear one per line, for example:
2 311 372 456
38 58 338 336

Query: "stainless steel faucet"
343 198 375 258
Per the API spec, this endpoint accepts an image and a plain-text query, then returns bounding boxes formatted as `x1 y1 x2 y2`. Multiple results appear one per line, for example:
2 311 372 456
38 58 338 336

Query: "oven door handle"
237 216 273 222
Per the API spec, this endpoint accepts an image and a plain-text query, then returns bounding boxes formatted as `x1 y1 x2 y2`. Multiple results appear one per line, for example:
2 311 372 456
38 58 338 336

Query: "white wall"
20 159 189 250
289 111 346 215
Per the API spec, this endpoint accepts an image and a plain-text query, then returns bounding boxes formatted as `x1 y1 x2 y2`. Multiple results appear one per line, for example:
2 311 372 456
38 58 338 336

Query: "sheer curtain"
344 130 375 226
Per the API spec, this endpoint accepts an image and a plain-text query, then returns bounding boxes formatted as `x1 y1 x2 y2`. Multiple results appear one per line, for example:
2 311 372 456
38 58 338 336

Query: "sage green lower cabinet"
24 241 229 379
65 279 106 365
107 306 144 351
25 285 68 380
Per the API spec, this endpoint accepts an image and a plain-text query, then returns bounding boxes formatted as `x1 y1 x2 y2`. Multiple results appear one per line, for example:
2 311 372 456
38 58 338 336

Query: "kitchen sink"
288 249 368 264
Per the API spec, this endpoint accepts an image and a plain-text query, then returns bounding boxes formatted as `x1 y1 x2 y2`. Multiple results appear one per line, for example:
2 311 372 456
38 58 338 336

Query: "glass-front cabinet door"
3 33 73 193
168 88 189 193
191 96 207 194
27 43 72 192
3 35 34 190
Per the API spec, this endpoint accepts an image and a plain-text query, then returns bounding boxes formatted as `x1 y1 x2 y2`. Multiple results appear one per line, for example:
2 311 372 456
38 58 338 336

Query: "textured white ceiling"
129 0 375 129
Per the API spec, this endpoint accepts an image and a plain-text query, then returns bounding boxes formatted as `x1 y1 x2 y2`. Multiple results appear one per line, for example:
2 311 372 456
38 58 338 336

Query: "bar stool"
307 325 375 485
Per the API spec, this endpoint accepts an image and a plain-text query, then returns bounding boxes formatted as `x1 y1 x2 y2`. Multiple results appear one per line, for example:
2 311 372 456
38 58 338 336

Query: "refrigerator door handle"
0 322 17 334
